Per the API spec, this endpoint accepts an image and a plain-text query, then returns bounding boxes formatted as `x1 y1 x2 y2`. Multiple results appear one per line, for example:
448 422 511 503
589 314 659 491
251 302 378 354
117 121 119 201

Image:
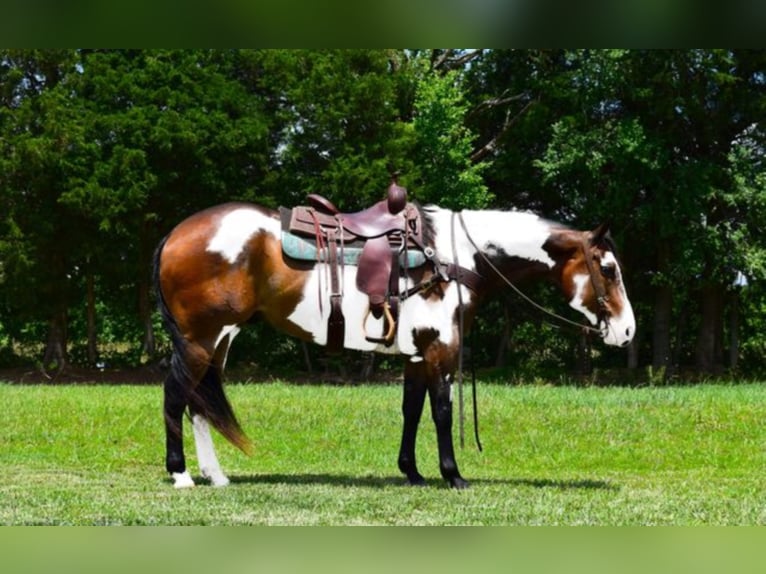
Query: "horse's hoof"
171 471 196 488
201 467 230 487
207 473 230 487
450 477 470 489
405 474 427 487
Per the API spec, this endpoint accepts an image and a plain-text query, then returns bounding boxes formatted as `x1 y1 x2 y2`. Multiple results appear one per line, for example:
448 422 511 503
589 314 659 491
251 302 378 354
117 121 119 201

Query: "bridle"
579 235 612 335
456 212 610 337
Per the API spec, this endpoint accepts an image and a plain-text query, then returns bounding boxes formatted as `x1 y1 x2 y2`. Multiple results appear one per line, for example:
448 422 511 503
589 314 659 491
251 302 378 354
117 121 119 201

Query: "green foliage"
411 66 491 209
253 50 415 209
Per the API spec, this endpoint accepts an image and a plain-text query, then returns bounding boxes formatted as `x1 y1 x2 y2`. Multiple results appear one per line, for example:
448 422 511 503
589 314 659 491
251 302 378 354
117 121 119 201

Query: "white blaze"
600 252 635 347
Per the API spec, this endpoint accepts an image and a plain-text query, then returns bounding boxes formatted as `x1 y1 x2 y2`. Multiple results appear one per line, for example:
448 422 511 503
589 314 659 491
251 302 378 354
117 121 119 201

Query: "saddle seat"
305 179 412 239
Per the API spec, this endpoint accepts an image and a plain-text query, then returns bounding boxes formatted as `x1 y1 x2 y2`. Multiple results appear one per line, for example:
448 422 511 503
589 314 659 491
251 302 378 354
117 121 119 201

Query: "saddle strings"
456 212 602 336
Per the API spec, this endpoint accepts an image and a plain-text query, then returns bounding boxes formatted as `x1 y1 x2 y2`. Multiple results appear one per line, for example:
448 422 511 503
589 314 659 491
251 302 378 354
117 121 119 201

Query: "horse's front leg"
428 370 469 489
398 361 428 486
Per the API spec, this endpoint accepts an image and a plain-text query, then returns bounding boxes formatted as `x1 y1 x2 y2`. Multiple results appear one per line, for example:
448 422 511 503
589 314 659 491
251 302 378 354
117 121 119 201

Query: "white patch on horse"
288 265 397 353
569 273 598 326
601 251 618 272
426 207 556 269
288 262 471 356
192 415 230 487
172 471 195 489
397 281 470 355
206 208 279 264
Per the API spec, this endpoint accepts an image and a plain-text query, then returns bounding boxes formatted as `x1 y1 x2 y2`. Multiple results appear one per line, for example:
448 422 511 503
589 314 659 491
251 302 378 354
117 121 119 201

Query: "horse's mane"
416 202 436 248
420 204 622 265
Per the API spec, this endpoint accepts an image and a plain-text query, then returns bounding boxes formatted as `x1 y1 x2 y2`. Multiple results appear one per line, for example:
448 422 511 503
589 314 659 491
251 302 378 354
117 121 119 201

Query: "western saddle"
281 178 481 353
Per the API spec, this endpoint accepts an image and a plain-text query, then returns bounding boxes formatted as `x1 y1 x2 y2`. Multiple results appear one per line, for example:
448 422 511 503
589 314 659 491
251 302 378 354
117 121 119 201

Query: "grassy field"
0 380 764 525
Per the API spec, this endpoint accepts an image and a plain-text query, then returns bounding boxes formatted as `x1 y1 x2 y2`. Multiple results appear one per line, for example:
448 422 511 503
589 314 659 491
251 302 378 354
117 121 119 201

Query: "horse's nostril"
625 327 631 337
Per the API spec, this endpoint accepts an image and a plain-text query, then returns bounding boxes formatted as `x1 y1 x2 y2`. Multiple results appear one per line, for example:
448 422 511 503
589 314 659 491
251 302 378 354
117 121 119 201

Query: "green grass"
1 381 764 525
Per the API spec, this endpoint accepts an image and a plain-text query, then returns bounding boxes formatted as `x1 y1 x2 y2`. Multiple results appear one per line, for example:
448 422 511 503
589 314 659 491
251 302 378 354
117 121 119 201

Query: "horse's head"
552 223 636 347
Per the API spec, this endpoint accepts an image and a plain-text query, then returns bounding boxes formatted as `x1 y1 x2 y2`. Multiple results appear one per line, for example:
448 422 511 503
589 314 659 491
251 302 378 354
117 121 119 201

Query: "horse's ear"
590 222 611 246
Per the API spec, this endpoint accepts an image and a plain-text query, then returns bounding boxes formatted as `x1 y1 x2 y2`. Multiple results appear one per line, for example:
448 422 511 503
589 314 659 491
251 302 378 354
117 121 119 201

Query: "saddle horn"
387 174 407 215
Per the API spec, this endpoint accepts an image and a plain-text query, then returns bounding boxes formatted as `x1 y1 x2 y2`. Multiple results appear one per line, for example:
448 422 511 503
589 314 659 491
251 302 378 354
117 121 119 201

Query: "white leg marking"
172 471 195 489
192 415 230 487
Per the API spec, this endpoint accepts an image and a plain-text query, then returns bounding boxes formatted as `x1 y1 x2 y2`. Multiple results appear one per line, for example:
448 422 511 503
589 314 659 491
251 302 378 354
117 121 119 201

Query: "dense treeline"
1 49 764 380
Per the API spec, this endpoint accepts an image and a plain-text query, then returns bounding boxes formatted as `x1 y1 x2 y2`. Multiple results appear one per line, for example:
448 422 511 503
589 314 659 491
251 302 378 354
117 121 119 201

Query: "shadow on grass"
223 473 617 491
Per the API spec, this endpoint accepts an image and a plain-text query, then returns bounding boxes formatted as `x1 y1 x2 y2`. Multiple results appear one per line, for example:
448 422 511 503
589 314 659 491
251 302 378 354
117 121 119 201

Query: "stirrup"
363 301 396 346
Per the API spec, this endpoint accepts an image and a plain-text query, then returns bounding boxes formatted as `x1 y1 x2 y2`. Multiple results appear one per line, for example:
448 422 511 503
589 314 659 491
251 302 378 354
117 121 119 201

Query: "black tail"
153 235 251 454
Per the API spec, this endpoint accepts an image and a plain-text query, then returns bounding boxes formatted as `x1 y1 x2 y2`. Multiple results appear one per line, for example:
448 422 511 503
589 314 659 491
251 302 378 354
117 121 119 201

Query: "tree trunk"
494 303 512 367
627 336 639 369
576 330 592 376
301 341 313 374
138 271 155 358
43 308 68 374
652 284 673 369
86 269 97 365
670 304 688 377
695 283 724 374
652 244 672 370
360 352 376 379
41 245 69 375
138 221 156 358
729 289 740 369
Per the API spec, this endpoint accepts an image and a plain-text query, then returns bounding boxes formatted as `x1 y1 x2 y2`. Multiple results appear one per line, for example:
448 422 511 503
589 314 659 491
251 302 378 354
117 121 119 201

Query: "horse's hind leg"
190 409 229 487
164 368 195 488
164 340 217 488
188 328 241 487
189 366 230 487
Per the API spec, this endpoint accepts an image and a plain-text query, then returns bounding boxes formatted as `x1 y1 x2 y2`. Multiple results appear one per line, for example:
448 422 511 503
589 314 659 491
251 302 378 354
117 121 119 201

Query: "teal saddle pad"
281 231 426 269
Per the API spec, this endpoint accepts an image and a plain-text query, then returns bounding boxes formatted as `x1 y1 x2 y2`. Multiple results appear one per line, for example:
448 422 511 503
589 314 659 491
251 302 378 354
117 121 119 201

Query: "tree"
409 54 491 209
534 50 766 374
0 50 273 370
248 50 415 209
0 49 85 372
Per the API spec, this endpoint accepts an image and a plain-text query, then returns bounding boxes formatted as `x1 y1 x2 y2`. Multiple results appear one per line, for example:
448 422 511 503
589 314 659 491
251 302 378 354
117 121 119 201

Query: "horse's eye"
601 265 616 279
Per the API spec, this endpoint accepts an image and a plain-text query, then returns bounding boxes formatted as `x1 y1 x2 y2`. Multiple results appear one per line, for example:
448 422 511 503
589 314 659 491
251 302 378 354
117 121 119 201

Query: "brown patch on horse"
244 231 315 341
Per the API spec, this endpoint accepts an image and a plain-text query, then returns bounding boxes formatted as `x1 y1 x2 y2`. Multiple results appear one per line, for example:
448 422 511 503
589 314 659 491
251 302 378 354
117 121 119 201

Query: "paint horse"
154 183 635 489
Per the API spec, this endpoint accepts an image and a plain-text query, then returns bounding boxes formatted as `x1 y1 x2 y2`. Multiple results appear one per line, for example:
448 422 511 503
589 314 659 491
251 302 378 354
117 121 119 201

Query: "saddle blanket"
281 231 426 269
